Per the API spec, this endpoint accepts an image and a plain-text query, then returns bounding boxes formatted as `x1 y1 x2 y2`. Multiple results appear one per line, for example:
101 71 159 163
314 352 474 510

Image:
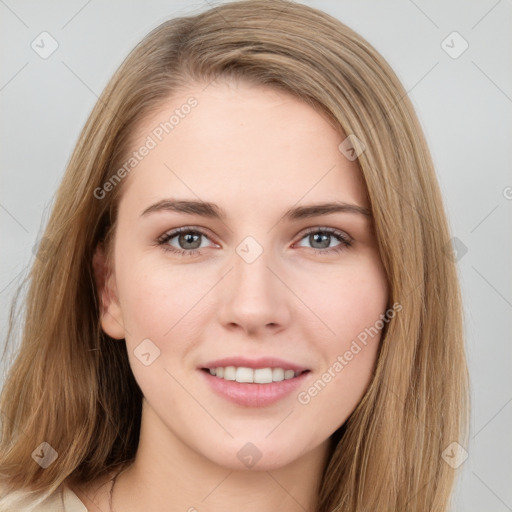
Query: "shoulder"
0 484 87 512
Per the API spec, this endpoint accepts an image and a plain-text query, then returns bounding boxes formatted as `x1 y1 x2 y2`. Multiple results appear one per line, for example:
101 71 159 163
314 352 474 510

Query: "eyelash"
156 226 353 257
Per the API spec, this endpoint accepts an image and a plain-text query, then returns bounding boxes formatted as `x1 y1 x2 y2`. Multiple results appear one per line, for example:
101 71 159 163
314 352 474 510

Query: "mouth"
199 366 312 407
201 366 311 384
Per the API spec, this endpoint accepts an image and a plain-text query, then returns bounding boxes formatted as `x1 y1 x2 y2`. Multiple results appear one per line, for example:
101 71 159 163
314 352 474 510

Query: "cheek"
319 258 388 344
295 259 387 422
117 245 388 348
114 261 208 400
115 254 216 366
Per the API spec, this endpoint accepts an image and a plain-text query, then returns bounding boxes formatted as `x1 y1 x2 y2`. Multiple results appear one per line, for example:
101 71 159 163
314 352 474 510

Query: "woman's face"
98 79 388 470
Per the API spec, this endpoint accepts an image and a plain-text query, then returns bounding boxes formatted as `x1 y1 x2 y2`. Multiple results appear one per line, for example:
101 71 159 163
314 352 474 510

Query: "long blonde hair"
0 1 469 510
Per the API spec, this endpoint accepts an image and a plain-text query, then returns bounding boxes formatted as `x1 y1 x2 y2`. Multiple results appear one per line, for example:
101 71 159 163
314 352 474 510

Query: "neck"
111 400 331 512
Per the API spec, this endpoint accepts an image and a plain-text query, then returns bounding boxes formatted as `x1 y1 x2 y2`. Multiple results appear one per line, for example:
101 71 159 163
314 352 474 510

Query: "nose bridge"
232 235 276 301
218 234 290 332
241 243 269 279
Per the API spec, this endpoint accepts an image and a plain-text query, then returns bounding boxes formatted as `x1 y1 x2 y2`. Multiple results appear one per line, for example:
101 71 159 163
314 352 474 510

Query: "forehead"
118 80 367 216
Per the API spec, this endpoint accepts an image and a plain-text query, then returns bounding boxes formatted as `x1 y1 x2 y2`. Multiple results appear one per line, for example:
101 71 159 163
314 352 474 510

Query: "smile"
200 368 311 407
203 366 309 383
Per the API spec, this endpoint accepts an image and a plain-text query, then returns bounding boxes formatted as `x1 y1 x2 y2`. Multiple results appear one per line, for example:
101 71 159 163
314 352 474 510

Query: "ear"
92 243 125 339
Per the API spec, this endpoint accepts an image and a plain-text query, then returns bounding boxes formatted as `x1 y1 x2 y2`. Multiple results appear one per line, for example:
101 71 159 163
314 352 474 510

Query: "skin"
74 79 388 511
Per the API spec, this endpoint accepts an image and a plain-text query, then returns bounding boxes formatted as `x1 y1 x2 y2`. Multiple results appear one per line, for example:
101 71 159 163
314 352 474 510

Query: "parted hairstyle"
0 1 469 510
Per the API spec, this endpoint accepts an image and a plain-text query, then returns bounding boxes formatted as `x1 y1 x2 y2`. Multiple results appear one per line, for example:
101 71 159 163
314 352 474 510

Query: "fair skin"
73 79 388 511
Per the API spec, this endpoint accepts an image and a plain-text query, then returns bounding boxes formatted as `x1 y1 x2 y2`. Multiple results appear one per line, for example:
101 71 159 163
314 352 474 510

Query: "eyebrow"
140 199 371 221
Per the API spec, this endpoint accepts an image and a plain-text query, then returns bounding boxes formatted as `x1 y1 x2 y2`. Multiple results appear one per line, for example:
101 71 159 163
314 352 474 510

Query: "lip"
199 356 310 374
199 368 311 407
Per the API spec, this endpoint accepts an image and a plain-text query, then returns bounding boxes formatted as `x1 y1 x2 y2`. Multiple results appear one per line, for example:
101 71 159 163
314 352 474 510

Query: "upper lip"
200 356 310 373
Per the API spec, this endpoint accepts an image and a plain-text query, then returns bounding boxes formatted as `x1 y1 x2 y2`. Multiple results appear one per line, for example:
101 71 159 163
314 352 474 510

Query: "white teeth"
254 368 273 384
284 369 295 380
223 366 236 380
272 368 284 381
209 366 304 383
235 367 253 383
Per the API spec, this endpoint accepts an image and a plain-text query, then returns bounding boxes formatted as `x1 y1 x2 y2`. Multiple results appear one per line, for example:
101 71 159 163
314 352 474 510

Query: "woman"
0 0 469 510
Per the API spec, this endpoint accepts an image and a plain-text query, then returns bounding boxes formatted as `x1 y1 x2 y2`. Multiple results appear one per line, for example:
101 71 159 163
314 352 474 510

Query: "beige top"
0 485 88 512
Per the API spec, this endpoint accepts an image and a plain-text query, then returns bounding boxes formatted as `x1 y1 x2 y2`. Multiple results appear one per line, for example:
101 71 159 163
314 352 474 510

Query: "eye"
294 227 353 255
156 226 353 258
157 227 216 257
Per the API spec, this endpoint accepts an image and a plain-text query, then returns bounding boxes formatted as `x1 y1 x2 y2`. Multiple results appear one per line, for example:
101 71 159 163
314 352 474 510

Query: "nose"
217 243 291 336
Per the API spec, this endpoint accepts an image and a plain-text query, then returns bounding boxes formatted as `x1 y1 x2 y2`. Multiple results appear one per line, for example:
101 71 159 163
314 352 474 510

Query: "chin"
201 436 312 472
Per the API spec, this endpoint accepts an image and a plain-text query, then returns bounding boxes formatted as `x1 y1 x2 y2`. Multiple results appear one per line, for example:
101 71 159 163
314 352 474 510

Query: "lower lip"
199 369 310 407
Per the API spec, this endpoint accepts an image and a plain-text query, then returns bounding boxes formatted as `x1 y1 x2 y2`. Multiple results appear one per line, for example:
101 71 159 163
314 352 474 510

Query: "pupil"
312 233 329 249
180 232 201 249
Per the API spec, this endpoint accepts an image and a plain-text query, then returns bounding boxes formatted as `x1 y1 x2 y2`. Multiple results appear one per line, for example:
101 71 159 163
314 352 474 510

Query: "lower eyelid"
158 229 216 248
296 229 351 245
158 228 351 253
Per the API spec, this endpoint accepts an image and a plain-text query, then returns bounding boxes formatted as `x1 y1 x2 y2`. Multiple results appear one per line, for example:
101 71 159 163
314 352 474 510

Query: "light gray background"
1 1 511 510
